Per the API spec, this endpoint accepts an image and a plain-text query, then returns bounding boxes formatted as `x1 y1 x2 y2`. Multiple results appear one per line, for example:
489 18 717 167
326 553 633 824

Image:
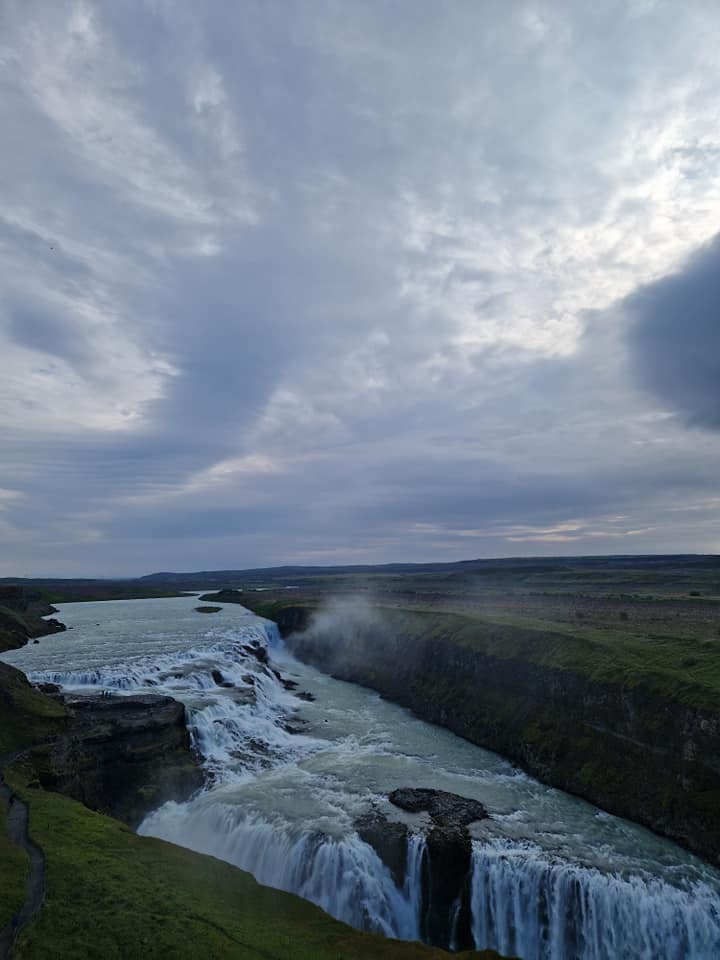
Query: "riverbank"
236 593 720 867
0 588 66 655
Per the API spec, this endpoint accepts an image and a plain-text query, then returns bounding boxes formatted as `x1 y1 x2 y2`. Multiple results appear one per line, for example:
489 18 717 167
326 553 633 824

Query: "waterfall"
139 802 427 940
470 839 720 959
27 623 311 775
259 619 284 649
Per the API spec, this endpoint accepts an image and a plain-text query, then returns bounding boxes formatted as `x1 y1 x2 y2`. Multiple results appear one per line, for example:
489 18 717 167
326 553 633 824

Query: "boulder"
388 788 487 827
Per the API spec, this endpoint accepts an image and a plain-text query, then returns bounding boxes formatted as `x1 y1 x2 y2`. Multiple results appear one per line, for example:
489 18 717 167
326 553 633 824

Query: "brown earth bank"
237 594 720 868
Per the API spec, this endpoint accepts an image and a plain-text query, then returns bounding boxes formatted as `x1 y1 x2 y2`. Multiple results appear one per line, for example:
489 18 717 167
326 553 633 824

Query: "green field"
0 794 28 931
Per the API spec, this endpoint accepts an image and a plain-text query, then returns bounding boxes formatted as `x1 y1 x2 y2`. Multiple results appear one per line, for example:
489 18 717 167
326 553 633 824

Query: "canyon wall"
251 601 720 866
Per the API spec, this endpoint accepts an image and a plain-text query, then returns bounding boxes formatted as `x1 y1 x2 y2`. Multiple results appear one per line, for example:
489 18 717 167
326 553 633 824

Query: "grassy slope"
0 664 63 931
0 604 34 653
0 794 28 930
403 608 720 710
0 663 67 755
7 768 500 960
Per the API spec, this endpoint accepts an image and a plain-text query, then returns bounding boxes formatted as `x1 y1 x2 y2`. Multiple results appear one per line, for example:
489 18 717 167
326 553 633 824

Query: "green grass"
6 768 502 960
0 604 29 629
0 663 67 754
245 590 720 713
0 603 32 653
417 609 720 709
308 601 720 710
0 794 29 930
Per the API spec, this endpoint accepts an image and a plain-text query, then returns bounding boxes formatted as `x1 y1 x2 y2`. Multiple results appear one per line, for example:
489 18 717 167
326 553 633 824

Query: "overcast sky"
1 0 719 576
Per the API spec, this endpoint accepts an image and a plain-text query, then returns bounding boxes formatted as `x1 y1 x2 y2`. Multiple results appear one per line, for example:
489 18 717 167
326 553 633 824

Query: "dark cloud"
626 235 720 429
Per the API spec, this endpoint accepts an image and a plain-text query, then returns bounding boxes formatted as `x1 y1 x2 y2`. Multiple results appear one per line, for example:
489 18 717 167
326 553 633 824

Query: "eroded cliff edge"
1 664 203 826
240 597 720 866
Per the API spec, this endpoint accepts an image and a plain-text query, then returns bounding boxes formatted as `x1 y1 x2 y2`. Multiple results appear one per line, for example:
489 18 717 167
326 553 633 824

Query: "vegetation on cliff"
0 662 67 754
0 587 66 655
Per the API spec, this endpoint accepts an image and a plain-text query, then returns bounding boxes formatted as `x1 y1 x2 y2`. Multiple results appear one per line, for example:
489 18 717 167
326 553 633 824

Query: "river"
2 595 720 959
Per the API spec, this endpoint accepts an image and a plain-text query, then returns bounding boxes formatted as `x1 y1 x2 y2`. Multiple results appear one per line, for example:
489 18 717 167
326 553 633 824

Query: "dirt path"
0 755 46 960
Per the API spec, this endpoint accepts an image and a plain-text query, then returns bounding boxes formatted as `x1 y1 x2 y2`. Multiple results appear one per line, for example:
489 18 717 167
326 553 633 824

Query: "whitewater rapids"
3 595 720 958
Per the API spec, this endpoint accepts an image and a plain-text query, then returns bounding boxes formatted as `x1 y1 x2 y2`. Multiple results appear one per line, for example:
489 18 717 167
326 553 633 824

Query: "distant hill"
1 554 719 604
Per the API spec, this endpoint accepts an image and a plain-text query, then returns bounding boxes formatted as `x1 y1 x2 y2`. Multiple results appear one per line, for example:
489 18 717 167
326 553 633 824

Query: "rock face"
37 694 203 827
356 814 410 888
357 788 487 951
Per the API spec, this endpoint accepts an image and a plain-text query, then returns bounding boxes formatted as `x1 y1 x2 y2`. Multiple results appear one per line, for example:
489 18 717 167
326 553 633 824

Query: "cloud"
2 0 720 574
626 234 720 429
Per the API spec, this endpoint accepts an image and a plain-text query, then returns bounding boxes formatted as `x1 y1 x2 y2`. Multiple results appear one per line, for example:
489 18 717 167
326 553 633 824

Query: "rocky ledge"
357 788 488 951
34 692 203 827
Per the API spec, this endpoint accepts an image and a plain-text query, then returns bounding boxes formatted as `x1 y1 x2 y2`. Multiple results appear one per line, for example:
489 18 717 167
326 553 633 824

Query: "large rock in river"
357 788 488 951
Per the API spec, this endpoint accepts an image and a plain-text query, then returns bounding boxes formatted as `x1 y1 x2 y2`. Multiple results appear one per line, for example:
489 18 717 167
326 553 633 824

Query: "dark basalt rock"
195 605 222 614
296 691 316 702
356 813 409 887
357 788 488 951
38 693 203 827
249 643 269 664
389 788 487 827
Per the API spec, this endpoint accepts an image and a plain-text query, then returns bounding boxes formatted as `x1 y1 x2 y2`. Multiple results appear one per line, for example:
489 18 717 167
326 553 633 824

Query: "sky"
1 0 720 576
